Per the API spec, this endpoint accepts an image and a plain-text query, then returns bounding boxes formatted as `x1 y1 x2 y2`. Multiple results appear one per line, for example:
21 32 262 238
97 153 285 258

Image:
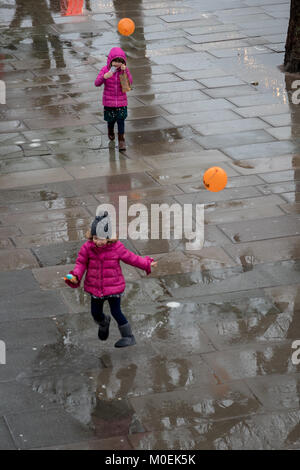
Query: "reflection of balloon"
203 167 227 192
118 18 135 36
60 0 84 16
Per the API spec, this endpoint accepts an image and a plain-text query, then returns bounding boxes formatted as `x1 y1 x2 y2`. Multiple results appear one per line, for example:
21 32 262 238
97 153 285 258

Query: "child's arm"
65 243 89 288
117 242 154 275
95 67 107 87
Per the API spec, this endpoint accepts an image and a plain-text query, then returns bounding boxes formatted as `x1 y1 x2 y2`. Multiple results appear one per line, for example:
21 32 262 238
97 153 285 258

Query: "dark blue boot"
114 322 136 348
97 314 111 341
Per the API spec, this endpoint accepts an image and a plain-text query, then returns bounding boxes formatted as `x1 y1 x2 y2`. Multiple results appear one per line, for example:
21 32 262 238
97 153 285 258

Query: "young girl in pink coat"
65 211 157 348
95 47 133 151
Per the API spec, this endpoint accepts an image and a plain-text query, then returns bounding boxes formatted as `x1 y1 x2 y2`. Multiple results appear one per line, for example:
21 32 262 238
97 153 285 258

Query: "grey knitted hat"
91 211 112 239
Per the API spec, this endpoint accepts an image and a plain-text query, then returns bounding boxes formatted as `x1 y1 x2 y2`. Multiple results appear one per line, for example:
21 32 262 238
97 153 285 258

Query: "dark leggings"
108 119 125 134
91 296 127 326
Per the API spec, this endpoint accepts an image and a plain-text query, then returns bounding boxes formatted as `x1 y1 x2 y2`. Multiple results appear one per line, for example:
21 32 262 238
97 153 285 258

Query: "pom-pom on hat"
91 211 112 239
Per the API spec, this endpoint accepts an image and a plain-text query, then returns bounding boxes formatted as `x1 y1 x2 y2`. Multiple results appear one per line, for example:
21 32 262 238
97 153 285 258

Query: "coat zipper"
115 71 118 107
100 257 103 297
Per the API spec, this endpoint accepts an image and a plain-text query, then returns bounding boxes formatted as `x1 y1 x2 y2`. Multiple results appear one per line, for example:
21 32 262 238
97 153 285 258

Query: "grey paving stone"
203 85 258 98
199 76 246 87
1 318 59 350
188 31 248 44
234 104 290 118
128 410 300 450
246 374 300 411
164 109 239 127
151 51 212 70
208 45 270 58
161 261 300 300
228 93 287 107
129 381 260 430
0 417 16 450
219 215 300 243
193 130 275 149
161 98 234 114
192 117 267 136
0 249 39 271
224 141 298 159
261 114 292 127
204 342 300 382
0 270 39 297
32 241 83 267
6 408 94 450
0 289 69 322
0 382 55 415
175 186 261 204
136 89 208 105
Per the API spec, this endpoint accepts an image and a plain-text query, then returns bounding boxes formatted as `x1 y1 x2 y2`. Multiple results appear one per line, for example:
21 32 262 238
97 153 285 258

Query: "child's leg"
91 296 106 323
108 297 127 325
117 119 126 151
108 297 136 348
117 119 125 135
91 297 111 341
107 120 116 140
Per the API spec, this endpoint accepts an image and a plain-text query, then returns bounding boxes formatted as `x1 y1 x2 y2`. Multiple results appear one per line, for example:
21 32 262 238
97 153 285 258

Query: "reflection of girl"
60 0 84 16
95 47 133 151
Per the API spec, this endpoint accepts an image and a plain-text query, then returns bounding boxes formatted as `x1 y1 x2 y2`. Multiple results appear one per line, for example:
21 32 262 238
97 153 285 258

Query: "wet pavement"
0 0 300 451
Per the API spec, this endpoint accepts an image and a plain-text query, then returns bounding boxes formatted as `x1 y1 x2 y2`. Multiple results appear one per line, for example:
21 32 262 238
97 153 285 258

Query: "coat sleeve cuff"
64 270 80 289
145 257 154 275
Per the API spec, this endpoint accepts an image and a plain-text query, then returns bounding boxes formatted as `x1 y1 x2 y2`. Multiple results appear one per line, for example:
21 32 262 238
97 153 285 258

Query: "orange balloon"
118 18 135 36
203 167 227 192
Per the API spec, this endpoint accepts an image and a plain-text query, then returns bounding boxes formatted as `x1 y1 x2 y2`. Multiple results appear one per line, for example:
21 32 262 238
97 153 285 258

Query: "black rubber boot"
114 322 136 348
97 314 111 341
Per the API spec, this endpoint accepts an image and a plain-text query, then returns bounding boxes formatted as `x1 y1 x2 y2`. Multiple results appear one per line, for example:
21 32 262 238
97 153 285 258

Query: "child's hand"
104 71 113 79
151 261 157 268
69 275 79 284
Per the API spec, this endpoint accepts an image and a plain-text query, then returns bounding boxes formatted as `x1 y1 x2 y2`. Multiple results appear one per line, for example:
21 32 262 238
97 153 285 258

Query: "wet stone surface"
0 0 299 451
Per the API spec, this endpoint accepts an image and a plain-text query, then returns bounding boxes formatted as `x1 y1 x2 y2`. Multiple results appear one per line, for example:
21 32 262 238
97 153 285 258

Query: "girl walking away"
95 47 133 151
65 211 157 348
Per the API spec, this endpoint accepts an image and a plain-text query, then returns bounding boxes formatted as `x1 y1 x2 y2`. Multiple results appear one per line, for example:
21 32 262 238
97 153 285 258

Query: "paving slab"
228 155 300 175
129 381 260 431
5 409 94 450
219 215 300 243
0 288 68 322
203 342 300 382
246 374 300 412
192 117 268 136
0 418 16 450
128 410 300 450
224 141 298 160
0 249 39 271
193 129 275 149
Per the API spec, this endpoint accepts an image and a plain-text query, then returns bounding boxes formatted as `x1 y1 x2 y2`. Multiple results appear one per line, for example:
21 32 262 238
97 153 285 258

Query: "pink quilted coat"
95 47 133 107
65 240 153 298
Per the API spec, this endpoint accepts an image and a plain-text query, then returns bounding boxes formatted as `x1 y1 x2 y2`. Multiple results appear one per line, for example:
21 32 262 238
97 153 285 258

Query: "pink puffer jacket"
95 47 133 107
65 240 153 298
